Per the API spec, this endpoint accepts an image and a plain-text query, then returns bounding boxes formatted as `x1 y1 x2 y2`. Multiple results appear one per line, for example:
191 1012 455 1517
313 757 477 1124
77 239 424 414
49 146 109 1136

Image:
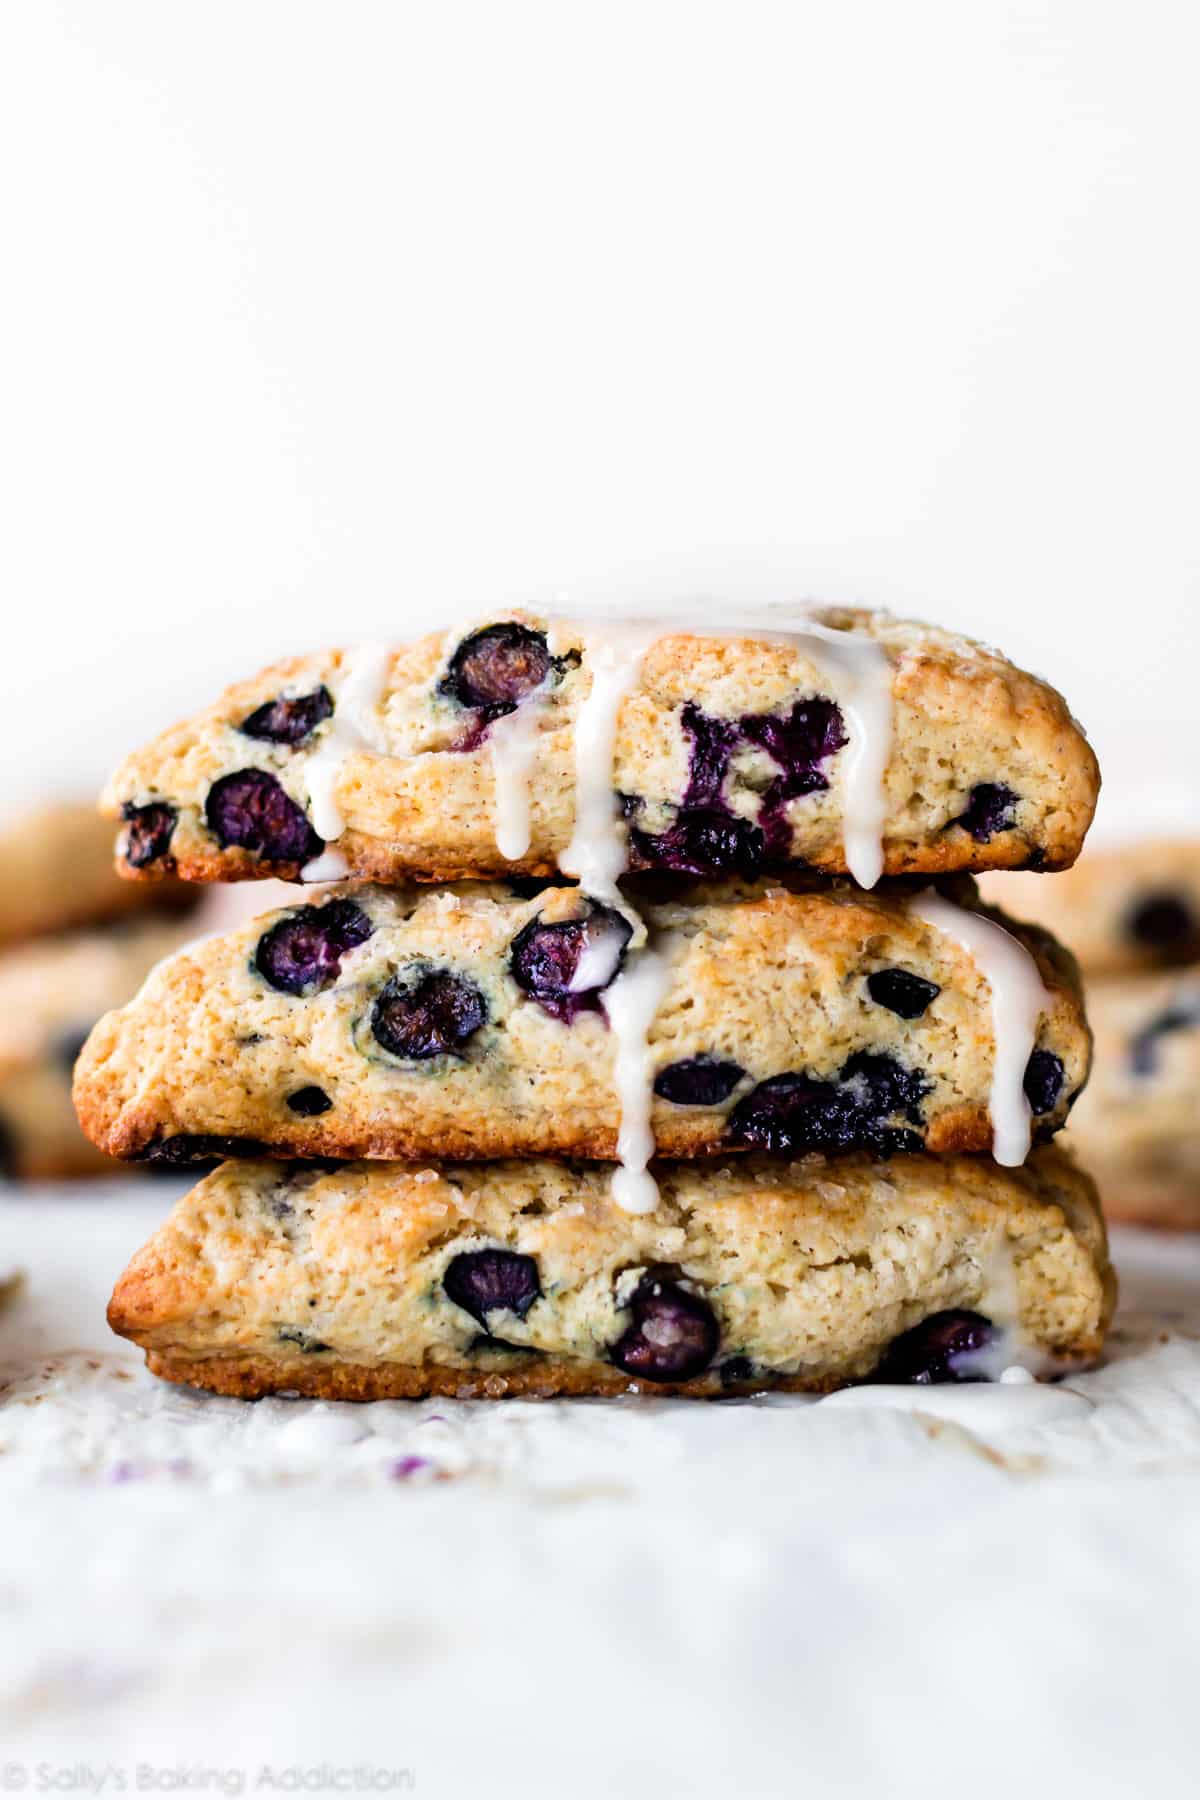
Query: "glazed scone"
1065 969 1200 1228
107 1148 1115 1399
983 840 1200 978
103 609 1099 888
0 800 193 948
74 877 1090 1166
0 917 194 1178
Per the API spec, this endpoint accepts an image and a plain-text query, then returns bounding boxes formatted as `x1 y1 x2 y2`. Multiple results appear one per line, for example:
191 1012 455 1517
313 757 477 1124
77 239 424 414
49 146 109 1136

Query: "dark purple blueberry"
1125 891 1200 962
371 969 488 1059
239 686 334 746
205 770 322 864
508 904 633 1021
121 801 177 868
679 702 741 807
740 697 847 855
1022 1050 1064 1115
728 1053 928 1157
137 1134 270 1166
630 808 765 877
866 968 940 1019
439 624 551 719
610 1269 720 1384
953 783 1019 844
254 898 374 996
719 1357 761 1390
286 1086 333 1116
443 1248 541 1327
871 1309 995 1384
653 1055 745 1106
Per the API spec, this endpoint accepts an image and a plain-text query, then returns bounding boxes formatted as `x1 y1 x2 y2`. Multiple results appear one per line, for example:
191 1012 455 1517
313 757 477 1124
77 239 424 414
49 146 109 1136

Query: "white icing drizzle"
488 694 546 861
556 620 662 903
300 847 351 883
909 889 1050 1166
792 622 893 889
569 917 630 993
300 643 394 842
602 942 674 1215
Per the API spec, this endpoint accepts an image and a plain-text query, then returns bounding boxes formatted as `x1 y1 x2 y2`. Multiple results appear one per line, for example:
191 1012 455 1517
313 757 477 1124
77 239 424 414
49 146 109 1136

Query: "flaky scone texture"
1062 969 1200 1228
0 801 192 947
74 878 1090 1165
103 609 1099 886
108 1148 1114 1400
982 839 1200 978
0 918 193 1179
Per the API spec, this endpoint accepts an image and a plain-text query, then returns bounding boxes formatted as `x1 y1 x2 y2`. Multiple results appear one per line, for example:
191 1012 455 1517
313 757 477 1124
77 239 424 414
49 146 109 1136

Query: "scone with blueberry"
74 876 1090 1166
103 609 1099 888
107 1147 1114 1399
0 799 192 949
984 840 1200 978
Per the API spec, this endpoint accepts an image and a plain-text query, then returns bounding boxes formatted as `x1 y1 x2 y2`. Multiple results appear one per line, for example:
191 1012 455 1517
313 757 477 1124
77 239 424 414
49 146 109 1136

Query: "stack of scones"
75 607 1117 1397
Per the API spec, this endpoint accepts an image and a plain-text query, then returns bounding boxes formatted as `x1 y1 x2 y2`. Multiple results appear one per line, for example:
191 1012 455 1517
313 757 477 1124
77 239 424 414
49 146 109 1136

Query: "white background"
1 1 1198 830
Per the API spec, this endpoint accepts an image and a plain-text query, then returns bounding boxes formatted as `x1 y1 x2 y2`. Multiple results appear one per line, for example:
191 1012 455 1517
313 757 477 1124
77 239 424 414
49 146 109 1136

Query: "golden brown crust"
108 1148 1115 1400
103 610 1100 887
74 878 1091 1165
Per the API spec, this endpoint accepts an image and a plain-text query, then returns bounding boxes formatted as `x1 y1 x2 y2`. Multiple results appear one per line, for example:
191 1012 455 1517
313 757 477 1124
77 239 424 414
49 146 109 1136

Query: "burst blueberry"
871 1309 995 1384
205 770 322 864
371 969 488 1059
739 697 847 854
239 686 334 745
953 783 1019 843
121 801 177 868
286 1086 333 1116
653 1055 745 1106
439 624 551 718
1022 1049 1064 1115
728 1053 928 1156
443 1248 541 1328
866 969 940 1019
509 905 632 1021
610 1269 720 1384
630 808 765 877
254 898 374 996
138 1133 270 1166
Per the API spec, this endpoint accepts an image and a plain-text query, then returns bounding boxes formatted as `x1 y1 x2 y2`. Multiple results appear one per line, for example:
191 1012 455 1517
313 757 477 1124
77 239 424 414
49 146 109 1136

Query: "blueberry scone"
74 877 1090 1167
107 1147 1114 1399
1065 970 1200 1229
0 918 194 1179
0 800 193 949
103 609 1099 890
984 840 1200 978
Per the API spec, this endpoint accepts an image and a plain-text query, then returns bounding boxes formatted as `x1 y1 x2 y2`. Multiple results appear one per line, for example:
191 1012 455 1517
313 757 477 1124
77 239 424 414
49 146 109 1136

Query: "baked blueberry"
1129 997 1200 1078
439 624 551 719
239 686 333 745
871 1309 995 1384
1125 891 1200 962
653 1055 745 1106
286 1086 333 1116
509 904 632 1021
679 702 740 807
740 697 847 854
121 801 177 868
630 808 765 877
718 1356 761 1391
443 1248 541 1328
205 770 322 864
138 1133 270 1166
728 1053 927 1156
610 1269 720 1383
953 783 1019 843
866 969 940 1019
371 969 488 1059
1022 1050 1064 1115
254 898 374 996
